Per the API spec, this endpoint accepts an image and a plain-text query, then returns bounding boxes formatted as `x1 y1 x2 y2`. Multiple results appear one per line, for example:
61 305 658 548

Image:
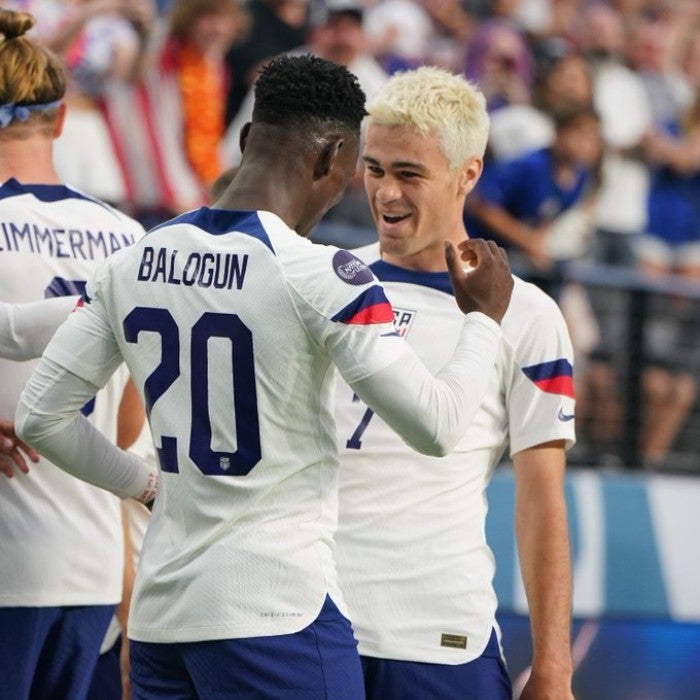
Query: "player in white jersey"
333 66 576 700
0 9 146 699
16 54 514 699
0 297 146 699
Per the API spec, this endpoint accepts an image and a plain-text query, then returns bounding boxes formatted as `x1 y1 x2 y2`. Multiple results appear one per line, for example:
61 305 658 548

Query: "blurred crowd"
4 0 700 468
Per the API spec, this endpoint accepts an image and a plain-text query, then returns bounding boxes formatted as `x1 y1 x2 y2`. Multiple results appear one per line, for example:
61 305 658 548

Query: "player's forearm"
350 312 501 456
0 297 77 361
516 485 573 680
15 357 158 503
513 444 573 688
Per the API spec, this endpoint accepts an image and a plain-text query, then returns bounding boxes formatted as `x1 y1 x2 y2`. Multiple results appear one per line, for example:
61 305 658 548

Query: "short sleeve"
506 290 576 454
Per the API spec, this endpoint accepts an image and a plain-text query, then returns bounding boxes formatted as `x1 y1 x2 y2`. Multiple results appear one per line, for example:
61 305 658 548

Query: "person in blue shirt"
464 104 603 278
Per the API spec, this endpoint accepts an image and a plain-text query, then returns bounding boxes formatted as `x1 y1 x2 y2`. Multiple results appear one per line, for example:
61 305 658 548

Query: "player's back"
0 178 144 607
96 207 392 643
0 179 141 404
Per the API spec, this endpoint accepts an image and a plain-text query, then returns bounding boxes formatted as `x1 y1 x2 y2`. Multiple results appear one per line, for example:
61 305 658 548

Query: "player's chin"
378 236 409 257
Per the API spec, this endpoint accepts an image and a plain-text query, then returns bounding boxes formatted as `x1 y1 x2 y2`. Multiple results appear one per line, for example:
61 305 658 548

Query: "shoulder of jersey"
147 207 281 251
279 237 391 325
0 178 145 235
350 241 381 266
503 275 562 331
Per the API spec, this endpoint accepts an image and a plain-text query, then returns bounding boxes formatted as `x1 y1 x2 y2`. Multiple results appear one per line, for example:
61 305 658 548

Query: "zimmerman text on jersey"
0 221 136 259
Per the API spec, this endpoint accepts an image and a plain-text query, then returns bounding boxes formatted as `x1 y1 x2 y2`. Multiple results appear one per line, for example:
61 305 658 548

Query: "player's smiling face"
362 122 472 267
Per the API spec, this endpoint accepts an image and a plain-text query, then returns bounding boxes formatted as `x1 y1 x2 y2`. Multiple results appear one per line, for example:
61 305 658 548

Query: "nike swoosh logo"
558 407 575 422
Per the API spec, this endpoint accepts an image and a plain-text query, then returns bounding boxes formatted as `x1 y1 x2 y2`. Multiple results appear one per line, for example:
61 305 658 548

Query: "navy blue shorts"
129 595 364 699
361 629 512 700
87 634 122 700
0 604 115 700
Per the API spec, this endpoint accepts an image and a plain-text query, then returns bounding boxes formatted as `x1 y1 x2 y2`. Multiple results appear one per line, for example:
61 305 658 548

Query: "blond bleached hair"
366 66 490 170
0 9 65 109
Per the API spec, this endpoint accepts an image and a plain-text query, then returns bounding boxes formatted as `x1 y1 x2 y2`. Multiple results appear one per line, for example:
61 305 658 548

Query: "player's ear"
313 135 344 180
239 122 252 154
457 156 483 197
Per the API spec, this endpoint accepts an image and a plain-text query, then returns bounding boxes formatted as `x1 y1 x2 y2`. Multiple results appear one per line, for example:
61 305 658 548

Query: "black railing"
529 261 700 471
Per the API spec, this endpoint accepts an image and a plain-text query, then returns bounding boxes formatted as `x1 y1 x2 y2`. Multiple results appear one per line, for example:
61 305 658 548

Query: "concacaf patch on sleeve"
332 250 375 286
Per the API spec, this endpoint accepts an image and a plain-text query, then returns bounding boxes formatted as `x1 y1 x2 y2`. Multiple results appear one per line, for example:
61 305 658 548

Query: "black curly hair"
252 54 367 135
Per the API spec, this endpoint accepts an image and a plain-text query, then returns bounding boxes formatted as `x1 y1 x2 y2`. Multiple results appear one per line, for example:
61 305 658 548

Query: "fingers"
0 433 39 478
444 240 460 278
0 450 27 478
0 456 15 479
17 438 40 464
456 241 479 266
457 238 489 267
456 238 508 270
1 448 29 477
446 239 511 278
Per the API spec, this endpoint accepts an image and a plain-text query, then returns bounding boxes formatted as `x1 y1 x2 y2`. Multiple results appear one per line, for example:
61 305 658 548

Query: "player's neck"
0 137 61 185
219 131 311 233
219 167 305 229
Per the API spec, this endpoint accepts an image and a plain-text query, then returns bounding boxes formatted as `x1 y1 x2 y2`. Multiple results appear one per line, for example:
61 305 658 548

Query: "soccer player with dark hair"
17 54 512 698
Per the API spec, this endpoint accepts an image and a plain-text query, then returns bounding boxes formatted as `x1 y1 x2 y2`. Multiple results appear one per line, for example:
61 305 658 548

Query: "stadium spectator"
464 18 535 112
220 0 388 230
488 49 594 161
4 0 156 206
633 86 700 468
363 0 472 74
101 0 246 227
222 0 388 170
464 104 603 277
580 2 652 267
223 0 309 125
162 0 245 188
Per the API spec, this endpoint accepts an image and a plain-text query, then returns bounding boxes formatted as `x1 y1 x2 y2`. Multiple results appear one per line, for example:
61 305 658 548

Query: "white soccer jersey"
334 243 576 664
0 178 144 607
32 207 503 644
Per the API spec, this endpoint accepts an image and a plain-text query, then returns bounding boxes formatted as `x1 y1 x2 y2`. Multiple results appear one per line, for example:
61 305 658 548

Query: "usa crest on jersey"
392 307 417 337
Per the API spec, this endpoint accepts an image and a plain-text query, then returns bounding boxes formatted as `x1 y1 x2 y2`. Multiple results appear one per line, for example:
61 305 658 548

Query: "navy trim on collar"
369 258 453 295
0 177 111 213
151 208 274 253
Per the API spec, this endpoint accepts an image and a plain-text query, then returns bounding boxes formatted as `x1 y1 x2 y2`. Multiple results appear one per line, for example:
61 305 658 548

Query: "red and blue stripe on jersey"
331 285 394 325
522 359 574 398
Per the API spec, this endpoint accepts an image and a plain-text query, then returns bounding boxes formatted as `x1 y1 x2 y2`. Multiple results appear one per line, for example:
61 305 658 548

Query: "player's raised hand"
445 238 513 323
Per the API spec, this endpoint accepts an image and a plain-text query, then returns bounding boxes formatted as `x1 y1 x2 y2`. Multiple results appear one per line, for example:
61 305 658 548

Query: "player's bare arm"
514 442 574 700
